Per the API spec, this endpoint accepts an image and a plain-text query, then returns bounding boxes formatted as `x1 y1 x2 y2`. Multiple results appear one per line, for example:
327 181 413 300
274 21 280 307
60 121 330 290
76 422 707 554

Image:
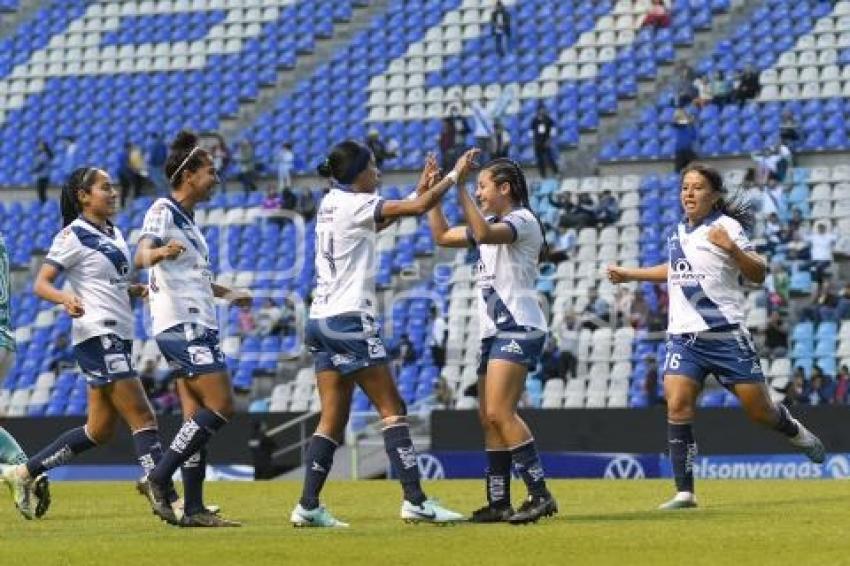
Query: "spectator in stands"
630 289 651 329
237 139 258 191
672 108 697 173
434 376 453 408
835 283 850 320
152 379 181 415
556 311 579 378
33 140 53 204
594 190 620 226
673 62 697 107
711 71 732 106
763 212 786 256
393 333 417 372
296 188 317 223
256 298 283 336
833 365 849 404
758 176 787 219
280 185 298 217
262 186 281 211
490 1 511 55
237 304 256 336
118 140 147 207
764 311 788 357
47 334 75 373
277 142 295 192
210 133 230 193
765 263 790 313
788 368 808 406
531 103 559 178
147 132 168 194
469 98 496 163
807 366 834 405
365 129 396 168
439 105 470 171
491 120 511 159
540 336 563 383
546 226 577 263
734 65 761 102
692 75 713 108
559 193 597 229
428 306 448 372
802 275 839 322
807 222 837 286
641 0 671 28
779 110 800 149
581 287 610 330
644 355 664 406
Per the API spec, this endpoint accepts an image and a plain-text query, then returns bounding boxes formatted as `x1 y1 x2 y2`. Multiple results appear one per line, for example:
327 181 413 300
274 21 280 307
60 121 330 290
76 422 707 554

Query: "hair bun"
171 129 199 152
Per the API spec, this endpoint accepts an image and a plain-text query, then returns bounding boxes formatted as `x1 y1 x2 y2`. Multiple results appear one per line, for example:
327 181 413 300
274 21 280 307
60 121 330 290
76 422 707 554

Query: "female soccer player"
606 163 824 509
289 141 470 528
3 167 163 519
425 156 557 524
136 131 250 527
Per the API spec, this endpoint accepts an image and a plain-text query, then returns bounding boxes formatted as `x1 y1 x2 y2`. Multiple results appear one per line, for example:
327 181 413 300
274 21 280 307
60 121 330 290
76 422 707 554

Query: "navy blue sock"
26 426 97 477
511 440 548 498
299 434 338 510
485 449 512 508
181 449 207 515
148 409 227 485
668 422 697 493
132 428 163 476
773 403 800 437
382 423 426 506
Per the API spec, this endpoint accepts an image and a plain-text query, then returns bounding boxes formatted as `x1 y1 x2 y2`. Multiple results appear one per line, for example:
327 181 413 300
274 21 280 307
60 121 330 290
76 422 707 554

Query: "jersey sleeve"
502 210 539 244
139 202 173 246
350 194 385 229
44 228 82 271
723 217 754 252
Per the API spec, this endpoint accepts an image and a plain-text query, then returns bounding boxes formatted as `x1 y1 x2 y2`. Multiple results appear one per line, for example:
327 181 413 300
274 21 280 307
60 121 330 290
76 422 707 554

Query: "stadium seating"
603 0 850 161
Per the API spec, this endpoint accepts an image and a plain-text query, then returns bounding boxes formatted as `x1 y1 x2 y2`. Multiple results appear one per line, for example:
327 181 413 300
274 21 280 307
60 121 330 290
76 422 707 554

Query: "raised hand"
452 148 480 179
416 152 441 195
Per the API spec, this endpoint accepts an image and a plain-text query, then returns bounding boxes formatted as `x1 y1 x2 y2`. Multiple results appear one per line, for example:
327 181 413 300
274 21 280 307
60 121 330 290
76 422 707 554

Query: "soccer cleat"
139 476 180 525
290 503 349 528
789 420 826 464
468 504 515 523
32 474 51 519
135 478 220 515
507 493 558 525
658 492 698 510
401 499 464 524
2 465 34 520
179 509 241 528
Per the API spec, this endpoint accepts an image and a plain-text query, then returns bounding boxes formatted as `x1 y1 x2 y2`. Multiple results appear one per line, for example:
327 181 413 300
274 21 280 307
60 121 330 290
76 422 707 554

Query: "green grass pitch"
0 480 846 566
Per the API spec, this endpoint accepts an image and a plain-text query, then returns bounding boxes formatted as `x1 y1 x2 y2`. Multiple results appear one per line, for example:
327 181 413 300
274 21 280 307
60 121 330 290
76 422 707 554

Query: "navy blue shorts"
476 326 546 375
74 334 136 387
306 314 389 376
155 323 228 378
664 325 765 387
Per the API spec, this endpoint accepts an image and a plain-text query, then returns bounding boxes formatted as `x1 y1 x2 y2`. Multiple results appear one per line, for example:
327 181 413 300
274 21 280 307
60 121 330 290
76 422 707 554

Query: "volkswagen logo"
604 455 645 479
416 453 445 480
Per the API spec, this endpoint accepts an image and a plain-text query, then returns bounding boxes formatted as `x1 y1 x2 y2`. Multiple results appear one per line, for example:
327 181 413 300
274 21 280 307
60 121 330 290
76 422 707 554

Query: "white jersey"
473 208 547 338
45 218 134 345
667 211 754 334
310 188 384 319
140 197 217 335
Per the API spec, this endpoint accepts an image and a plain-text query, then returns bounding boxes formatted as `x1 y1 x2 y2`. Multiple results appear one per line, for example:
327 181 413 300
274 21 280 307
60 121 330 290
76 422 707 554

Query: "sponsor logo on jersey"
188 345 214 366
366 337 387 359
500 340 524 355
331 353 355 367
104 353 130 374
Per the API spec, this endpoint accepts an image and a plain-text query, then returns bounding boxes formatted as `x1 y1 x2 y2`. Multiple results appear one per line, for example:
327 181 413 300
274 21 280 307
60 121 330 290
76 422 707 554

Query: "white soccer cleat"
658 491 698 510
290 503 349 528
401 499 464 524
2 464 34 520
789 420 826 464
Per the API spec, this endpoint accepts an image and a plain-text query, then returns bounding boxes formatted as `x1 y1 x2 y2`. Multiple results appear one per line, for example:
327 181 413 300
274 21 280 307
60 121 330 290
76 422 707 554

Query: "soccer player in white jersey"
426 157 557 525
3 167 167 519
290 141 472 527
135 131 250 527
607 163 825 509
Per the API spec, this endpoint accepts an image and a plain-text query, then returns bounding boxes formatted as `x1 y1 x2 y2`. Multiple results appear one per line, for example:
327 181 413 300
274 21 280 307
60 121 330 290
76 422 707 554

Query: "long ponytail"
482 158 550 261
60 167 98 227
681 162 755 233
